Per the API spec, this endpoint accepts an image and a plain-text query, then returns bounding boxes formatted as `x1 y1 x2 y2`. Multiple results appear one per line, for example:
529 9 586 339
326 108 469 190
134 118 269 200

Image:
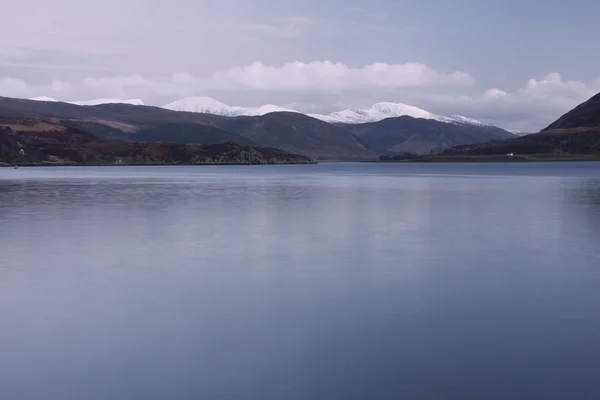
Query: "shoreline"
371 155 600 163
1 161 318 168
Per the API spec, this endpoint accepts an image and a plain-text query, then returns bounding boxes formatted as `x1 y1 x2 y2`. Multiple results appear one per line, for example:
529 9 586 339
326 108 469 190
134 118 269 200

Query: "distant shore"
1 161 317 167
372 154 600 163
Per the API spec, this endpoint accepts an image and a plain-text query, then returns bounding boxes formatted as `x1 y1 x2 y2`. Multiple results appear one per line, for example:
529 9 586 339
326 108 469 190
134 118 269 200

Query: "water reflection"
1 164 600 400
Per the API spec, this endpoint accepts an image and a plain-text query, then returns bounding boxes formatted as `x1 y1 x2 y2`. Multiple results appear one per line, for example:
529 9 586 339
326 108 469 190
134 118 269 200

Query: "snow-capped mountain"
162 96 296 117
29 96 59 102
309 102 493 127
28 94 494 129
437 114 492 128
309 102 436 124
29 97 145 106
162 97 493 128
70 98 145 106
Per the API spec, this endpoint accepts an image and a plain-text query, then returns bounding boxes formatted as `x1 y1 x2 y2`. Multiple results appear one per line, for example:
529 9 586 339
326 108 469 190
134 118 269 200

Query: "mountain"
160 97 514 155
212 112 376 160
70 98 145 106
341 116 515 154
309 102 493 127
29 97 145 106
29 96 59 102
0 96 374 160
1 95 518 159
163 96 297 116
390 93 600 161
162 97 496 128
0 118 312 166
542 92 600 133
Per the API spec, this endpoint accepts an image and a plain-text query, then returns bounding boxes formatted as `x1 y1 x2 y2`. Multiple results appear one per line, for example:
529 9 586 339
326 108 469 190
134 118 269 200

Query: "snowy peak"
436 115 493 128
163 97 495 128
162 96 233 114
29 94 495 129
28 96 144 106
252 104 296 115
162 96 296 117
29 96 58 102
70 98 145 106
309 102 492 127
309 102 438 124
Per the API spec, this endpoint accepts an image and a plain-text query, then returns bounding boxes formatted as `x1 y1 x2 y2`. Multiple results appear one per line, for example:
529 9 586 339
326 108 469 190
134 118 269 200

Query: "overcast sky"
1 0 599 131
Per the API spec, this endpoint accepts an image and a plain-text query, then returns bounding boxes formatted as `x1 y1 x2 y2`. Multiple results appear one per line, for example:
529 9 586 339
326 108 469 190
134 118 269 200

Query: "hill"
309 102 493 126
0 119 313 166
341 116 515 154
129 123 257 146
379 93 600 161
542 93 600 134
163 96 296 116
209 112 376 160
0 97 374 160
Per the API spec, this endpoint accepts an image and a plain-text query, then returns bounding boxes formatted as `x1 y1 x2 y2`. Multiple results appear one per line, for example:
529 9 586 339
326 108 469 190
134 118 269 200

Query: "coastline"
1 160 317 167
372 154 600 163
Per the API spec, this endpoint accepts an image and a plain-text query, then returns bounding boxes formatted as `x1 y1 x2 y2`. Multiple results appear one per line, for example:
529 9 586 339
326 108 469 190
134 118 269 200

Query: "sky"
1 0 599 131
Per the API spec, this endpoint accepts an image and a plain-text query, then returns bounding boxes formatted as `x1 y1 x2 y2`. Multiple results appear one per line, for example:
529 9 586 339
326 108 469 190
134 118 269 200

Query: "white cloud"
172 73 193 84
0 77 28 97
282 16 317 24
416 73 600 131
50 79 72 93
483 88 508 98
210 61 474 91
80 74 152 98
348 7 387 20
228 16 319 39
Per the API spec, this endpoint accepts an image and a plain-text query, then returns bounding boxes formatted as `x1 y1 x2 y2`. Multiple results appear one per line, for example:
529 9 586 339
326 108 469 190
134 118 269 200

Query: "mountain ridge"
0 96 375 160
0 118 313 166
31 94 503 128
29 97 145 106
542 92 600 133
390 92 600 161
341 116 515 154
163 96 296 117
0 95 518 159
162 96 499 128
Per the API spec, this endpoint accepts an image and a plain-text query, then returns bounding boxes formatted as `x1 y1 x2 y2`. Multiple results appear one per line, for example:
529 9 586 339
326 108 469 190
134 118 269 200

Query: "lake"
1 162 600 399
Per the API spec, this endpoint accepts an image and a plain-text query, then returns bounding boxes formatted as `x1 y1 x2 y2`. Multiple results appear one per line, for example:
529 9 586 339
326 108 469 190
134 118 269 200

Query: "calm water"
1 162 600 400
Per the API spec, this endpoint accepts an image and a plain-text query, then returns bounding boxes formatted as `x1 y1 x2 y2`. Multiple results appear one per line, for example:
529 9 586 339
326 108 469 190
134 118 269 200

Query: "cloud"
282 17 317 24
171 73 193 84
80 74 152 98
348 7 387 20
230 16 319 39
210 61 475 91
50 79 72 93
0 77 28 97
415 73 600 131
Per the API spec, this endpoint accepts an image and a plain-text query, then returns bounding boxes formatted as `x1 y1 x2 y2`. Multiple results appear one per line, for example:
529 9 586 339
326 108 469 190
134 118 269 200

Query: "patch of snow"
29 96 59 102
162 96 232 114
162 96 498 129
162 96 297 117
442 115 492 127
309 102 492 127
309 102 438 124
70 98 145 106
28 96 144 106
